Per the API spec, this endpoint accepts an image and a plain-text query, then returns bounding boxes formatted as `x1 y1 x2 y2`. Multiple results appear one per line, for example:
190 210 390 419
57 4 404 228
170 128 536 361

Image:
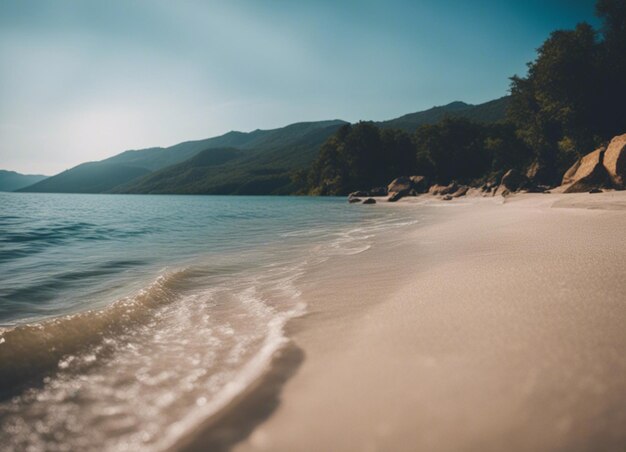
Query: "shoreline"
187 191 626 451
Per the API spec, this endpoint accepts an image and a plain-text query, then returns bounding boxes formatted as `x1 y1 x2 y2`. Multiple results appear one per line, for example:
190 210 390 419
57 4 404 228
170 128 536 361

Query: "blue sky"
0 0 598 174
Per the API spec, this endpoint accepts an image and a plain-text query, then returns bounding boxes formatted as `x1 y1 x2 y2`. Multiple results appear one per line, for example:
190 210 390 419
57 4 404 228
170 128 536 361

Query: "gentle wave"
0 269 189 394
0 194 420 451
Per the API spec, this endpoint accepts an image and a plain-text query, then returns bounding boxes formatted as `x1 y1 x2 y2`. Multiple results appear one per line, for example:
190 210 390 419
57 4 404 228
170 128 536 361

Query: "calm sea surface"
0 193 415 451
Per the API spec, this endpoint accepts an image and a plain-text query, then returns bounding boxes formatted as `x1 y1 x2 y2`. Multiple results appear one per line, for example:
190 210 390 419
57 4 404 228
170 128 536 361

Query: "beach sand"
190 192 626 452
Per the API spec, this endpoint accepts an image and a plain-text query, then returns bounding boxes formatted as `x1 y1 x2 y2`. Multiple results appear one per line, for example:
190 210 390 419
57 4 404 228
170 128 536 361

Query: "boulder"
589 188 603 194
387 177 412 195
442 195 453 201
349 190 369 198
560 146 615 193
603 133 626 188
348 197 362 204
429 182 458 196
562 147 605 186
564 158 612 193
387 175 430 197
362 198 376 204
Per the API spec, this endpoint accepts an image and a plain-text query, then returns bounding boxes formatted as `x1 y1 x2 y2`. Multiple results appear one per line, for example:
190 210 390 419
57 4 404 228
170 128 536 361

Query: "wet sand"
195 192 626 452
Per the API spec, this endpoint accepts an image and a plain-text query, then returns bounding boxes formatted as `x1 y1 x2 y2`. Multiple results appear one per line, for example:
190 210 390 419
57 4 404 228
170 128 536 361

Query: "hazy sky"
0 0 598 175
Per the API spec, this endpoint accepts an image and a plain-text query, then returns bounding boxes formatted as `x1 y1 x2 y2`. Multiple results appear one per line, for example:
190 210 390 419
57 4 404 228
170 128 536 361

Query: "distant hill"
113 122 347 194
377 96 509 132
19 120 346 194
17 97 509 195
19 162 152 194
0 170 47 191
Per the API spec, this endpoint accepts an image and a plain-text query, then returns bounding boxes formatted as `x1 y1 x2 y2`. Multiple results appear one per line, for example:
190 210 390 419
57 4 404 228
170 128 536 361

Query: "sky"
0 0 599 175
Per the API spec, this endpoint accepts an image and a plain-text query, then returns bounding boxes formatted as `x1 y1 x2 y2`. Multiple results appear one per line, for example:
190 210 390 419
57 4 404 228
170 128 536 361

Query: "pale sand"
232 192 626 452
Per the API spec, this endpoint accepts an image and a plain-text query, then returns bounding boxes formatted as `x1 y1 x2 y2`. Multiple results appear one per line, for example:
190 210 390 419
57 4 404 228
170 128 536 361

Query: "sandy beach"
221 192 626 452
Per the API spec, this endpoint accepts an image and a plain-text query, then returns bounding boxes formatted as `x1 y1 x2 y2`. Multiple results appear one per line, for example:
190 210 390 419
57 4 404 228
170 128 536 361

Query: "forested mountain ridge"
17 101 506 195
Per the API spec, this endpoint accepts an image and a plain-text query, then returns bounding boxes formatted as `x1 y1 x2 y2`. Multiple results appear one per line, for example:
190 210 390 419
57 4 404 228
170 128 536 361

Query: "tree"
413 118 490 184
596 0 626 138
508 23 600 183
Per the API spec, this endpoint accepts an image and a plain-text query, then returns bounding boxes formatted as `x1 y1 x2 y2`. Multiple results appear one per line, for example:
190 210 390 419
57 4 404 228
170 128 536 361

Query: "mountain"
377 96 509 132
0 170 48 192
113 122 347 195
17 97 509 195
19 120 347 194
18 162 152 194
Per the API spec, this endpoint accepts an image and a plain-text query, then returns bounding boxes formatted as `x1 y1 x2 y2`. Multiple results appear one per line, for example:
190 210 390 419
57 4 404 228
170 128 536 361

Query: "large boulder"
387 176 412 195
387 175 429 202
603 134 626 189
362 198 376 205
564 161 612 193
561 147 605 186
562 148 612 193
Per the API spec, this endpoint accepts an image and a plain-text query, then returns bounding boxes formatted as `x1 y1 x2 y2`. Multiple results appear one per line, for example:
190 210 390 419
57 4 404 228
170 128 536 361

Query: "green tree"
413 118 490 184
508 23 600 183
596 0 626 138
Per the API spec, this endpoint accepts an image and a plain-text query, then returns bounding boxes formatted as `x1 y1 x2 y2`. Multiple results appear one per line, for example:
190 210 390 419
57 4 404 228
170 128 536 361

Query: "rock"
589 188 603 194
563 147 613 193
408 189 418 196
500 169 529 193
562 147 605 186
349 191 369 198
603 133 626 188
564 160 612 193
387 175 430 197
387 177 412 195
452 185 469 198
369 186 388 197
429 182 458 196
442 195 453 201
348 197 362 204
387 192 404 202
362 198 376 204
428 184 445 195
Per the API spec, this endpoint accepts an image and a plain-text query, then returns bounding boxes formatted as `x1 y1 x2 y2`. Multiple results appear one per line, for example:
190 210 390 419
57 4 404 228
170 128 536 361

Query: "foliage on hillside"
305 119 531 195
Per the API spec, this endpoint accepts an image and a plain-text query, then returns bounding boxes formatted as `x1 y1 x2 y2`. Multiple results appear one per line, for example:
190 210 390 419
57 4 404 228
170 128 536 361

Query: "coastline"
186 192 626 451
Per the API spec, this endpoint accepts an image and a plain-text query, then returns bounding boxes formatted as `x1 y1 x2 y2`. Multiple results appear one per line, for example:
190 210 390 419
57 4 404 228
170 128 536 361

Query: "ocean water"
0 192 415 451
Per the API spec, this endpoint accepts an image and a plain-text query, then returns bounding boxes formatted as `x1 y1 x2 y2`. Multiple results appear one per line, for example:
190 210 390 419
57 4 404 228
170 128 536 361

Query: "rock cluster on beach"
347 132 626 204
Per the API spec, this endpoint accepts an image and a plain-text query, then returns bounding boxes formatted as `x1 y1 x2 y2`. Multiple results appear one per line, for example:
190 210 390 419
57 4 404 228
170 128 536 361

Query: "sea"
0 192 415 451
